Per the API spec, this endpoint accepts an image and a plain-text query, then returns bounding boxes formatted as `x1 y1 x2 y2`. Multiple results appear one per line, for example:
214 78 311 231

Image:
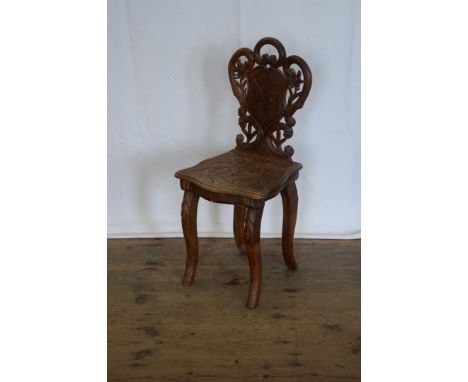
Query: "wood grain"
108 238 361 381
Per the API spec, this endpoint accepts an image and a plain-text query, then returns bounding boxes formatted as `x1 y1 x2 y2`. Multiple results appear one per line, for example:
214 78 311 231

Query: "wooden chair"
175 37 312 308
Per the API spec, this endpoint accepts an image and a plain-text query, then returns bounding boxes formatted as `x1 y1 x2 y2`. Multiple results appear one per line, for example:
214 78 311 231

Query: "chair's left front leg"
244 205 264 309
181 191 200 286
233 205 247 254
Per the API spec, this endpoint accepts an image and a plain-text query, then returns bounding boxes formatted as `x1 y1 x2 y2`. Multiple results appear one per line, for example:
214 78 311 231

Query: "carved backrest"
228 37 312 161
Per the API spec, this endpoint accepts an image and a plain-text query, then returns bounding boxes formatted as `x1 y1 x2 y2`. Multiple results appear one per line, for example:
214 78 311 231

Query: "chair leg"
181 191 199 286
243 205 264 309
233 205 247 254
281 181 298 270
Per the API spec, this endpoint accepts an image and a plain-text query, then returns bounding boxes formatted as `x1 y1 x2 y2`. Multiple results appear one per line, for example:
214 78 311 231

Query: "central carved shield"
246 67 288 131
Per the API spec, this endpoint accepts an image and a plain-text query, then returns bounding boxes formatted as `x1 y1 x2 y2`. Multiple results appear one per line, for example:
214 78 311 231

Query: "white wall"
108 0 360 238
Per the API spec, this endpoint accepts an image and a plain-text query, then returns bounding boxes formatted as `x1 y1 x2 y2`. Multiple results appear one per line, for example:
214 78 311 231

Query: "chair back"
228 37 312 160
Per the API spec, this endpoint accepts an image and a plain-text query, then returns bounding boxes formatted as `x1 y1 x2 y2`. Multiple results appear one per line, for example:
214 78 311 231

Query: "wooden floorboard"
108 238 361 381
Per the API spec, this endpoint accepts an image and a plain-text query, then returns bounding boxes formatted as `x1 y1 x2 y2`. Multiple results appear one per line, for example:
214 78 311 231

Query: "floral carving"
284 68 303 117
228 38 312 160
283 55 311 120
232 60 248 98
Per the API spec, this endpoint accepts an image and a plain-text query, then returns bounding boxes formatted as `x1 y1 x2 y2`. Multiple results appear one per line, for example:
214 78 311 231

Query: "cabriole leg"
243 205 264 309
281 181 298 270
181 191 199 285
233 205 247 254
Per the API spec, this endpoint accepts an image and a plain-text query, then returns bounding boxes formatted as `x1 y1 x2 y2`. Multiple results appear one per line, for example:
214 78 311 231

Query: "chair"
175 37 312 308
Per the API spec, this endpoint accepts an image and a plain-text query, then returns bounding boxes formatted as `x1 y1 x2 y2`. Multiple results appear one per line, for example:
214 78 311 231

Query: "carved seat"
175 37 312 308
176 149 302 203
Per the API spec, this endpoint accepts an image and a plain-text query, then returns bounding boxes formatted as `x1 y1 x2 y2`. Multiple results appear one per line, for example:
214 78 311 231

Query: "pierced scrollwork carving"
229 48 262 149
236 112 263 148
228 48 254 104
228 37 312 160
267 122 295 158
283 55 312 120
253 37 286 68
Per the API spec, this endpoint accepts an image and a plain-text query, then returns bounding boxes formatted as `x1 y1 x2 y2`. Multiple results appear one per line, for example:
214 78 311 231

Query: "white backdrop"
108 0 360 238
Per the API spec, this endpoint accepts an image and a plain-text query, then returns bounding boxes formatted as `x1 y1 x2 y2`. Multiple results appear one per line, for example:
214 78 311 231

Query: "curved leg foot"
181 191 199 285
281 181 298 270
233 205 247 254
244 205 264 309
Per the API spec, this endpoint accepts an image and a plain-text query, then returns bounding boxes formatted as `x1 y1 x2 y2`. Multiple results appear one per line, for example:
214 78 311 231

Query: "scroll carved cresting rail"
228 37 312 160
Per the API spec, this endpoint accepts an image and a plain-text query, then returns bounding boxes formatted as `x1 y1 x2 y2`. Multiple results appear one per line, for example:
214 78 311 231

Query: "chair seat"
175 149 302 200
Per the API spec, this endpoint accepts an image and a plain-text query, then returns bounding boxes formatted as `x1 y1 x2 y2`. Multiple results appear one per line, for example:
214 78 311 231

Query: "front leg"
243 205 264 309
181 191 199 285
233 205 247 254
281 181 298 270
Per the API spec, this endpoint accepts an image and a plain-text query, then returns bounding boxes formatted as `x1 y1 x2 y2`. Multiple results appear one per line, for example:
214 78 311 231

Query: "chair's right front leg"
243 205 264 309
181 191 199 286
281 181 298 270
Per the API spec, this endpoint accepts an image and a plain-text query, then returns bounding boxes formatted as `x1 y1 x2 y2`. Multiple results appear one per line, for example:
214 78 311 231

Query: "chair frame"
175 37 312 308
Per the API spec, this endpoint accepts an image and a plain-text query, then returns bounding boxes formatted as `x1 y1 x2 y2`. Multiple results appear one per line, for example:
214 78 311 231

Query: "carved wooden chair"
175 37 312 308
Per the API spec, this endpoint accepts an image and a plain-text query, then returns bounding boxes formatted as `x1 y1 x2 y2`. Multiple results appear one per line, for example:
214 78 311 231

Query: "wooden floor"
108 238 360 382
